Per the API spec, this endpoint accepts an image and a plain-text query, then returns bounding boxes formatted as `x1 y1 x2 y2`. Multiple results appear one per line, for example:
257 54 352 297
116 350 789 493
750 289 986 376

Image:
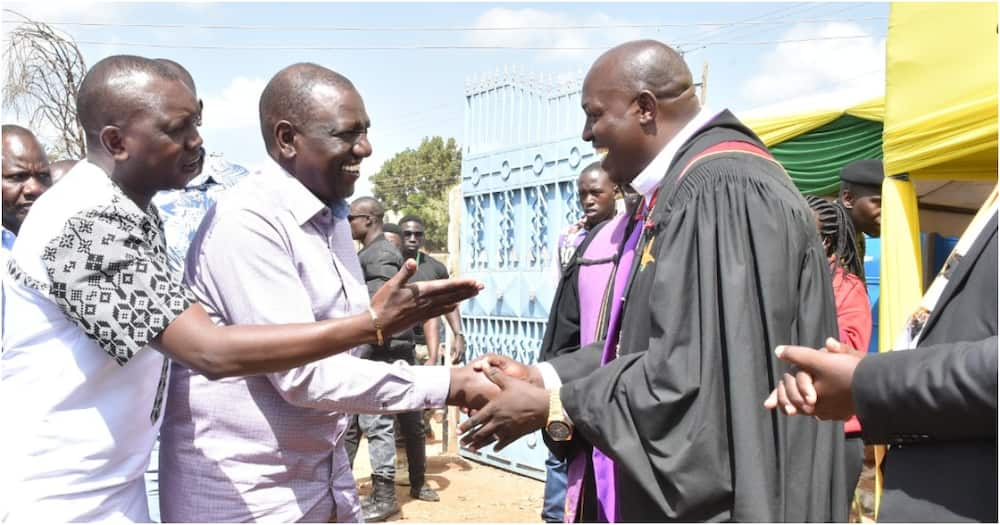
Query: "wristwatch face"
546 421 572 441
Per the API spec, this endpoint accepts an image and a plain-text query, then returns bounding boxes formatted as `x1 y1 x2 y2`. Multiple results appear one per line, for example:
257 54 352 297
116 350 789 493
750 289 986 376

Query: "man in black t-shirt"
345 199 440 522
399 215 466 366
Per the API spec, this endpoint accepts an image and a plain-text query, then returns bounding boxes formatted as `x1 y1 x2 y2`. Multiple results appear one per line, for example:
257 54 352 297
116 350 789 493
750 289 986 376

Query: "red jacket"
832 265 871 434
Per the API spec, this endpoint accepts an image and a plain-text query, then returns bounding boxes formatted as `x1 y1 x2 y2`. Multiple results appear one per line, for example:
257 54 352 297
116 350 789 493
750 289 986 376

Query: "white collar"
630 106 718 201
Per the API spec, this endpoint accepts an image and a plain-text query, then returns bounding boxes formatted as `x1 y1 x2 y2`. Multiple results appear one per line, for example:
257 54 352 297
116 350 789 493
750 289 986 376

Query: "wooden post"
700 61 709 106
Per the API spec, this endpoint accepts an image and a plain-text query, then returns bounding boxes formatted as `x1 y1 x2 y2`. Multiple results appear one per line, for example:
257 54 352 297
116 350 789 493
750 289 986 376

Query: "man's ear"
100 126 128 162
841 187 855 209
635 90 658 126
275 120 296 161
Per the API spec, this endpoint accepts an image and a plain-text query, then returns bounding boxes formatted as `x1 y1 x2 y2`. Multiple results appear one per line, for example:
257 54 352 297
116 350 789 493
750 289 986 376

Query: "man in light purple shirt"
158 63 497 523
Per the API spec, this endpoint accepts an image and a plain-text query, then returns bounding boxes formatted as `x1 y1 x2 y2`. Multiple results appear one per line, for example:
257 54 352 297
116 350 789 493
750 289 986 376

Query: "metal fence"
457 69 597 480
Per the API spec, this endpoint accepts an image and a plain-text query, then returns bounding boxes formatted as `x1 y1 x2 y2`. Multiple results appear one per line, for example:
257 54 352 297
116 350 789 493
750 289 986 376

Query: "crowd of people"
0 38 995 524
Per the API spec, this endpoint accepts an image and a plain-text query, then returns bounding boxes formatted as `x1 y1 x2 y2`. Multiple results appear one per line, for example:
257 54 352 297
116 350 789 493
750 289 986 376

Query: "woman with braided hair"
805 193 870 374
806 194 872 518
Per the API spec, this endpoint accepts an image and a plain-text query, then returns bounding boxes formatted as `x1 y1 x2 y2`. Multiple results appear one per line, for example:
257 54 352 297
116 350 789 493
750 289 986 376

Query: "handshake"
443 354 552 452
384 264 555 452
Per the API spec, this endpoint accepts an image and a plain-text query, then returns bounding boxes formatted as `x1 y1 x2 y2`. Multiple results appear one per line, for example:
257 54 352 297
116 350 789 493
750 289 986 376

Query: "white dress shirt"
159 160 450 523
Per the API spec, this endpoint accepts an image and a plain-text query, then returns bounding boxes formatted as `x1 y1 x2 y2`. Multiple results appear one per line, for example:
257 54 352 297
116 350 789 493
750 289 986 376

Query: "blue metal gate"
458 70 596 480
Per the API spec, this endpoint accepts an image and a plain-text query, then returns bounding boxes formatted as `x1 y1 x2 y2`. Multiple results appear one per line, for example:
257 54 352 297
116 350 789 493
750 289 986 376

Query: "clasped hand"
763 337 865 420
445 354 550 451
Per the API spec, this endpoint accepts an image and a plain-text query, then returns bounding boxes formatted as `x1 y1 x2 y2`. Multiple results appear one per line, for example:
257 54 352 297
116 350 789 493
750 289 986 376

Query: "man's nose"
188 129 204 150
22 174 47 199
354 134 372 159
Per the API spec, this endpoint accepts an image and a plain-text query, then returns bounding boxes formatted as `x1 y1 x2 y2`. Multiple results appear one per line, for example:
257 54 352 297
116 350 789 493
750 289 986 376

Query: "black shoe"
362 475 401 522
410 484 440 502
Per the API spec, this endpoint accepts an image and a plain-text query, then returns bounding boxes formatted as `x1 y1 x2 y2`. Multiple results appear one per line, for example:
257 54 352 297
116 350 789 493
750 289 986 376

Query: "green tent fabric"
770 115 884 195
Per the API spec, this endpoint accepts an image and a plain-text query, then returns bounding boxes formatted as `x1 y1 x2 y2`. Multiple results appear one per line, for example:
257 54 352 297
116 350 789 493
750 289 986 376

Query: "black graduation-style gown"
548 111 849 522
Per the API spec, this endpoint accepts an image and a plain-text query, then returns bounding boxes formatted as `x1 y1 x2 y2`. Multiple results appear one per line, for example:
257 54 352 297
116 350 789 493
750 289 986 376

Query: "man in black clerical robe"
461 39 848 522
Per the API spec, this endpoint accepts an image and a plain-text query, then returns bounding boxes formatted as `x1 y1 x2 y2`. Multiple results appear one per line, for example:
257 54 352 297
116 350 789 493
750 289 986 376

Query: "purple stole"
564 214 644 523
562 140 771 522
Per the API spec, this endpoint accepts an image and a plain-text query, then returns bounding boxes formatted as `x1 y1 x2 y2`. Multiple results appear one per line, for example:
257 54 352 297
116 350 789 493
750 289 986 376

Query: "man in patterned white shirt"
1 55 485 523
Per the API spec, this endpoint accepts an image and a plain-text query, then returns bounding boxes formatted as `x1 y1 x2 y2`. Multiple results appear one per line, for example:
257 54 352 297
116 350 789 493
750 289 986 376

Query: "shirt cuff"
410 364 451 409
537 362 563 390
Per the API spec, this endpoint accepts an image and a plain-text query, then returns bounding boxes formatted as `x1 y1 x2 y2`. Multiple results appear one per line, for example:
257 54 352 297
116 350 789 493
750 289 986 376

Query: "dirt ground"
352 413 545 523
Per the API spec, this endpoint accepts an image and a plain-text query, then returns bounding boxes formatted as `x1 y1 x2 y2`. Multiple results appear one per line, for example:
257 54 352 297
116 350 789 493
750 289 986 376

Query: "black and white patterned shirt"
1 160 194 522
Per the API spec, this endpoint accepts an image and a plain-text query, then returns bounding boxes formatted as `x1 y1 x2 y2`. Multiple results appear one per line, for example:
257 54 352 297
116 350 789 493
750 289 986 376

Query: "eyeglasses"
347 214 371 221
402 231 424 238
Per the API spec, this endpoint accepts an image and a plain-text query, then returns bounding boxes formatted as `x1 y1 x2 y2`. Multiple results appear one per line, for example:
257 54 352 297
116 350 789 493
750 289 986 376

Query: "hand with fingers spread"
370 258 483 335
763 337 865 420
458 363 549 451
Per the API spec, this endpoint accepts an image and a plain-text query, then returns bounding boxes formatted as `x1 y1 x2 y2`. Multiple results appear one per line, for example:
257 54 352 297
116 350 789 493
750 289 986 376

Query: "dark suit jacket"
852 214 998 523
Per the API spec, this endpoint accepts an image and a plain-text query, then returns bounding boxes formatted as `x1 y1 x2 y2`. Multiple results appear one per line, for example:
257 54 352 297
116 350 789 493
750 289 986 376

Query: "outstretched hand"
458 363 549 451
370 259 483 335
763 337 864 420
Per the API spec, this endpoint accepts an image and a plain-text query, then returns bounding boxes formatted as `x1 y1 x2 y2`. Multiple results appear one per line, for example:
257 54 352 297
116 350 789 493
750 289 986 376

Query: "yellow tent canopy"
875 2 998 517
744 97 884 147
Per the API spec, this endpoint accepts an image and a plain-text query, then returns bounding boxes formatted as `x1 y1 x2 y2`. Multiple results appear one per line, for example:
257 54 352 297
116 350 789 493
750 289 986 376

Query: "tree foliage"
2 9 87 159
372 136 461 251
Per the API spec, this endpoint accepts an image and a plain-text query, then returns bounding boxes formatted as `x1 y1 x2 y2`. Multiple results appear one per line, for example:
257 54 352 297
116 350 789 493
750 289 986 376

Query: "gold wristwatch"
545 388 573 441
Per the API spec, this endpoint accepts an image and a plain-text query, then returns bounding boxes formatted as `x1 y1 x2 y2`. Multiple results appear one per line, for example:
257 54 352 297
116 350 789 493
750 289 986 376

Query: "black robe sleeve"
538 248 582 363
559 155 848 522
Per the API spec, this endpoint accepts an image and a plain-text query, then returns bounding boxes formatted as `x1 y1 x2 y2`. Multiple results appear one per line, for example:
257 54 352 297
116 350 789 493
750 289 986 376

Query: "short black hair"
382 223 402 236
580 160 604 175
350 196 385 217
398 214 424 227
258 62 356 153
76 55 181 148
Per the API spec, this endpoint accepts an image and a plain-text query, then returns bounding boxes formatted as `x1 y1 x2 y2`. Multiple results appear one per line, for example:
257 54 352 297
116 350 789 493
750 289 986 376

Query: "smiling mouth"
595 147 609 159
343 163 361 175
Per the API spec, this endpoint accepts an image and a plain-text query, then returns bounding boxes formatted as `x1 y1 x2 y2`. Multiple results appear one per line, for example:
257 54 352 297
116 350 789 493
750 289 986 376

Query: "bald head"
76 55 186 149
2 125 48 170
591 40 694 100
258 62 357 153
2 124 39 146
155 58 197 95
581 40 700 186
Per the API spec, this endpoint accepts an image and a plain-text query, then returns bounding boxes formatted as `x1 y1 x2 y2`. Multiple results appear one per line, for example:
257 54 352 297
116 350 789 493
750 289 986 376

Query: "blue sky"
2 1 889 197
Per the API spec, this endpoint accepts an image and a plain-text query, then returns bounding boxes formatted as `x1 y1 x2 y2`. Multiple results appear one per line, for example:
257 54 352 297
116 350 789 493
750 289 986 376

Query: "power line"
18 15 888 33
676 33 880 48
680 3 875 54
1 34 880 52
